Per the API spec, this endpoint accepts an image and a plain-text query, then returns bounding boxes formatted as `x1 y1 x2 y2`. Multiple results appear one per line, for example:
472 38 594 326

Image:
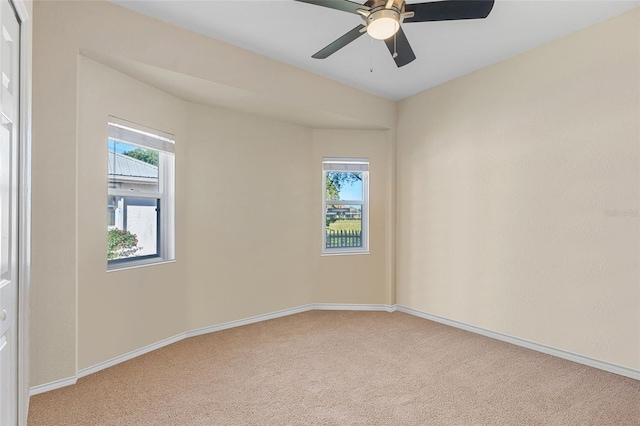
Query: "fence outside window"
326 229 362 248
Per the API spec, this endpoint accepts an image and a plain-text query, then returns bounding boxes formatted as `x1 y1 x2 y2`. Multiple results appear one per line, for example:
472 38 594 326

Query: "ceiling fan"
294 0 495 67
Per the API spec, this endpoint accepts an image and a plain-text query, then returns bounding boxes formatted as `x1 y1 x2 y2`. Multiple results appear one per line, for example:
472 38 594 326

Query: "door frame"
10 0 31 424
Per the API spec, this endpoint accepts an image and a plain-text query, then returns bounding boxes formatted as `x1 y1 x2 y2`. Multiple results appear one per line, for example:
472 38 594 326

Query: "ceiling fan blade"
293 0 370 14
384 27 416 67
404 0 494 23
312 24 366 59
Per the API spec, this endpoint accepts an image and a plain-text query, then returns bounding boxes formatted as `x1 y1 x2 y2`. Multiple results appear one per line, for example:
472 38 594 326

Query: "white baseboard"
77 332 186 380
313 303 397 313
29 375 77 396
396 305 640 381
31 302 637 397
185 304 314 338
185 304 396 339
29 303 390 396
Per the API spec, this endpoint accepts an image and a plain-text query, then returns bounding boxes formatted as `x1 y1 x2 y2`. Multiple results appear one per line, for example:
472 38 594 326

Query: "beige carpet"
28 311 640 425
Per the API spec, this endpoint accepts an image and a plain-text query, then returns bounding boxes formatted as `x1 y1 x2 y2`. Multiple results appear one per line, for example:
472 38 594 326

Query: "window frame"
107 117 175 270
322 157 370 256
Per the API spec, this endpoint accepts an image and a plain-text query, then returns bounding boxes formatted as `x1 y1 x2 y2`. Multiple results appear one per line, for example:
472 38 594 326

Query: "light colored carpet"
28 311 640 425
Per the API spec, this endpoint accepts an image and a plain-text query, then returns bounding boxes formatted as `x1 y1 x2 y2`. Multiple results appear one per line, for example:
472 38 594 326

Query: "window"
322 157 369 255
107 118 175 269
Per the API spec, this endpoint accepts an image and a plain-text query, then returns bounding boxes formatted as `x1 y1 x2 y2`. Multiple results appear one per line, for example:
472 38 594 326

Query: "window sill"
107 258 176 272
321 250 370 257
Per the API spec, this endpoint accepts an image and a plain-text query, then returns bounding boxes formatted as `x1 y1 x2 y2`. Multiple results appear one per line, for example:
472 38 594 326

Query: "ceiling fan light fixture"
366 9 400 40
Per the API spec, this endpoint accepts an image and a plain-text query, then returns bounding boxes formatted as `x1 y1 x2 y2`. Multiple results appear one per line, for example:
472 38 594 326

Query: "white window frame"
107 117 175 270
322 157 369 256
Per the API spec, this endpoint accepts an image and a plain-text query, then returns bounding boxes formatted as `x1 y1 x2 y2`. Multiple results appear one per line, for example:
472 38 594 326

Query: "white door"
0 0 19 423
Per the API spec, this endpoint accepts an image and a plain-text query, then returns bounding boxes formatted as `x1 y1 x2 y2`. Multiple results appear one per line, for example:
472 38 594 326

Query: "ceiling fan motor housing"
364 0 403 10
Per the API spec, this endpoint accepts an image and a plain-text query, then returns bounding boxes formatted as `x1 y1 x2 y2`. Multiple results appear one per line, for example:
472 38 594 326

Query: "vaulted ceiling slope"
110 0 640 101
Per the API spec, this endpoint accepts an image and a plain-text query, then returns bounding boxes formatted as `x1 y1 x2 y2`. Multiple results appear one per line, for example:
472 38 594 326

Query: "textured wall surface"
396 9 640 369
184 104 315 330
31 0 639 389
76 57 188 371
31 0 79 386
311 129 394 305
31 0 395 387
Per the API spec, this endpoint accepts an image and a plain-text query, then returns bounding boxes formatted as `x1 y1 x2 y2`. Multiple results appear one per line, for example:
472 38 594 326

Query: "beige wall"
32 0 638 389
31 1 78 386
396 9 640 369
184 104 315 330
312 130 394 304
184 108 395 330
32 0 395 387
37 1 395 130
76 56 188 370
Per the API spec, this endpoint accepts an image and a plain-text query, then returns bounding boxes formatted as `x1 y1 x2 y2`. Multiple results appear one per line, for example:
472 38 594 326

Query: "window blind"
108 119 175 154
322 157 369 172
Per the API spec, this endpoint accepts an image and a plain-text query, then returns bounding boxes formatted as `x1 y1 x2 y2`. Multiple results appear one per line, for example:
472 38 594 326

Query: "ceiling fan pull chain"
393 32 398 59
370 36 373 73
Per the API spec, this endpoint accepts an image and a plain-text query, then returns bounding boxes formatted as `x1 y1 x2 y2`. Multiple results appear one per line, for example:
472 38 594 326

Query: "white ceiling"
110 0 639 101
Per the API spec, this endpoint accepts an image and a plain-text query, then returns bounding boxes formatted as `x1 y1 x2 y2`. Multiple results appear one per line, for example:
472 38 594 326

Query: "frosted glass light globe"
366 9 400 40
